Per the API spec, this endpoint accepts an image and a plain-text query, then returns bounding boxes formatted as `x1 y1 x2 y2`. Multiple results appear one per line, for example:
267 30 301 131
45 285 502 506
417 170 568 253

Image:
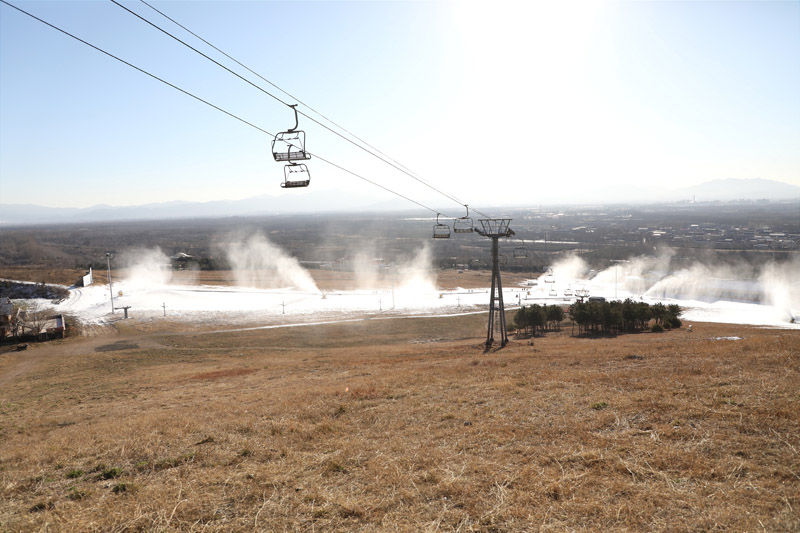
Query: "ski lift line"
0 0 449 218
0 0 271 136
112 0 494 219
135 0 487 216
137 0 417 176
310 153 443 215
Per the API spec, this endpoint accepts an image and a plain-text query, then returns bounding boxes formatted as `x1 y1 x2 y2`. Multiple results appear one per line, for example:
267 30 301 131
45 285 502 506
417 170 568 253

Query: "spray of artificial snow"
395 242 437 296
544 249 798 324
352 249 381 289
119 247 173 290
222 232 319 293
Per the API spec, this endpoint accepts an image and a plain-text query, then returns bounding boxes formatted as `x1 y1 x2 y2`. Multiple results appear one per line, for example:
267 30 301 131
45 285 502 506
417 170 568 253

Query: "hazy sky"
1 0 798 213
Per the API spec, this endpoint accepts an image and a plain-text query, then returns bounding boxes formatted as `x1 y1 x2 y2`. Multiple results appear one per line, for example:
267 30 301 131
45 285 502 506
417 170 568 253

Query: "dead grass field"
1 317 798 531
0 267 88 287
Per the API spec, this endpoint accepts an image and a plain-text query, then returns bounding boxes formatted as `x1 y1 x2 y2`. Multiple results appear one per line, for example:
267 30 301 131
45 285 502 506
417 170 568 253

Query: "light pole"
105 252 115 313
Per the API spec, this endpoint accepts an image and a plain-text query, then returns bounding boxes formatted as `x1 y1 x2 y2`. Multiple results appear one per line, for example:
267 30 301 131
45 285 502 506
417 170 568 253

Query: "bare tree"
21 304 49 338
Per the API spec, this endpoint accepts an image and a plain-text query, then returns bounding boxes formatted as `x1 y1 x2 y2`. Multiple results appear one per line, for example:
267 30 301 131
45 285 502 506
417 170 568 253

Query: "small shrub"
238 448 252 457
591 402 608 410
66 469 84 479
545 484 560 500
324 460 347 474
100 467 123 480
111 483 132 494
154 452 196 471
29 501 54 512
651 323 664 333
338 504 364 518
67 488 88 501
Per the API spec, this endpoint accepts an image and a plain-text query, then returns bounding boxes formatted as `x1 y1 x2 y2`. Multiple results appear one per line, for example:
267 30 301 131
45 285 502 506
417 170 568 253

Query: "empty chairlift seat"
282 163 310 188
433 214 451 239
453 205 474 233
272 104 311 162
272 131 310 162
453 217 473 233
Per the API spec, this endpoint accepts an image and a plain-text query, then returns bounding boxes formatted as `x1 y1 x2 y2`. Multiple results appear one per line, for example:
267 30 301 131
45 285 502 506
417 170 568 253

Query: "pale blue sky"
1 0 798 211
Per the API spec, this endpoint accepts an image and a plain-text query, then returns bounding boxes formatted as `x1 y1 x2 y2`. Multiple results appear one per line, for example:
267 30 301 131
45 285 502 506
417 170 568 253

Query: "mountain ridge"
2 178 797 226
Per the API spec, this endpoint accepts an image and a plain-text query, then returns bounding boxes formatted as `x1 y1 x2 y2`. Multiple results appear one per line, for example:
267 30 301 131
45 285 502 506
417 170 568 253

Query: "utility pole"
162 302 166 317
476 218 513 351
105 252 115 313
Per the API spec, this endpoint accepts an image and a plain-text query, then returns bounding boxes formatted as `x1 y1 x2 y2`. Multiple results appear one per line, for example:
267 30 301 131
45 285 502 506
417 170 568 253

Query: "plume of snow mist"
119 247 172 289
643 262 761 302
759 258 800 323
223 233 319 293
550 254 589 281
396 242 437 296
352 249 380 289
594 248 675 297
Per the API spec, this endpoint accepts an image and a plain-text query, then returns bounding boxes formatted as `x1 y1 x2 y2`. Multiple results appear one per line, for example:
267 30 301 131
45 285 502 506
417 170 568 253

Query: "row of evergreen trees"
512 304 565 336
512 299 683 337
569 299 682 335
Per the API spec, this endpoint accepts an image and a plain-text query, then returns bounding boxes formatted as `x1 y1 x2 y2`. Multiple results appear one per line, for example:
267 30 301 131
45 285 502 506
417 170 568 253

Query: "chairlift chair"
453 205 474 233
281 163 310 188
513 240 528 259
272 105 311 162
432 213 451 239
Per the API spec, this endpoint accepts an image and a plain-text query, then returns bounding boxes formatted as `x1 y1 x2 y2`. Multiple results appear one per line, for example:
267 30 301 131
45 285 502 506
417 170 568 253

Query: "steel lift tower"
476 218 514 350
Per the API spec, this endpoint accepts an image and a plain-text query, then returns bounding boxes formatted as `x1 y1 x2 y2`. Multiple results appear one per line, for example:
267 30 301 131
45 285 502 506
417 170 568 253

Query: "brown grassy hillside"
1 317 798 530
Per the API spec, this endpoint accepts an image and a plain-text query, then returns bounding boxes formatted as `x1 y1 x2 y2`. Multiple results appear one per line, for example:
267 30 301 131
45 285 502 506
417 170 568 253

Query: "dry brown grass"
1 317 798 531
0 267 87 287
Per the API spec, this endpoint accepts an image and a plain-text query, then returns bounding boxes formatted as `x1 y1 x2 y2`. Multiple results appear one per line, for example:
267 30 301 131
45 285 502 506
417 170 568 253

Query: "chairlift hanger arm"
287 104 299 132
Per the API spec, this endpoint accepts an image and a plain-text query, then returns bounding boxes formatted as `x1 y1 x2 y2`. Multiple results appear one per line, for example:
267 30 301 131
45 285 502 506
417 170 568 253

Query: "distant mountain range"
520 178 800 206
677 178 800 202
1 178 797 226
0 189 412 226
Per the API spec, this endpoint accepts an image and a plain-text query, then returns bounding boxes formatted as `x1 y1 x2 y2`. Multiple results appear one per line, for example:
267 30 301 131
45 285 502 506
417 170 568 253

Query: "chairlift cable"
0 0 445 218
111 0 492 219
137 0 418 176
0 0 270 136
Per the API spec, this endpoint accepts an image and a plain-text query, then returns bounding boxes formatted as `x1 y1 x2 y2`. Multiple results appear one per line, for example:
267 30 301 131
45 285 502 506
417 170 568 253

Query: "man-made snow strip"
8 270 798 330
